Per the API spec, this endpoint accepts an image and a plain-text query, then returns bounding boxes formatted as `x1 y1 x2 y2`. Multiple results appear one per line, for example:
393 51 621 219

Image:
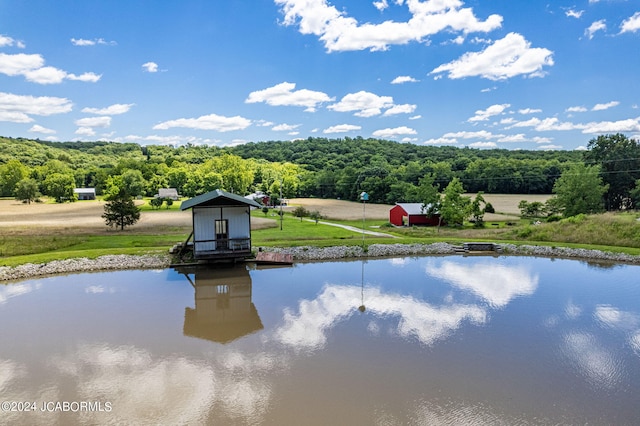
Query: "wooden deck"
254 252 293 265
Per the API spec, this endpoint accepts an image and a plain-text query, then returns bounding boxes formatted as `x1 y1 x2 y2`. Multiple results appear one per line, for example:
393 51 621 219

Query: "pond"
1 255 640 425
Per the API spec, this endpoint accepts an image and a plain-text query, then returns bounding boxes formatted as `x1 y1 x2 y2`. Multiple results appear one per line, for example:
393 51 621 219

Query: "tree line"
1 134 639 217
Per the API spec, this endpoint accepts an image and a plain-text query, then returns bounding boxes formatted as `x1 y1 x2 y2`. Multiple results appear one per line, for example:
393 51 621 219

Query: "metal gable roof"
180 189 262 210
395 203 430 215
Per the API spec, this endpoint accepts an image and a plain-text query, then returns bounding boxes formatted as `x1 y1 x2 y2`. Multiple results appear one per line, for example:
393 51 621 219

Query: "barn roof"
395 203 429 215
180 189 262 210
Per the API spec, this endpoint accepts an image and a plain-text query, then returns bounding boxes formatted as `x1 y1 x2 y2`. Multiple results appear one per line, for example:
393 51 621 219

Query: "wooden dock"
254 251 294 265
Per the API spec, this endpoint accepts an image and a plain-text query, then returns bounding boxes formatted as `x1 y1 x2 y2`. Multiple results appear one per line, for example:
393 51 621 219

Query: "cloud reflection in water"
425 260 539 308
275 284 486 351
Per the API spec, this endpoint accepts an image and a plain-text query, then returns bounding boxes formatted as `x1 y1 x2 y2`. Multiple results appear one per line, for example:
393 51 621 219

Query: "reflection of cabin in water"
176 266 263 343
179 189 262 261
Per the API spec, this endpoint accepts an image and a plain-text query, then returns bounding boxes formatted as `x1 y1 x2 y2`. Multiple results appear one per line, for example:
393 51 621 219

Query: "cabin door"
215 219 229 250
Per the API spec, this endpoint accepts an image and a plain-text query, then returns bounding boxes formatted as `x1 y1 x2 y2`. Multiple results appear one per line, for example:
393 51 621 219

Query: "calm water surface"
1 256 640 425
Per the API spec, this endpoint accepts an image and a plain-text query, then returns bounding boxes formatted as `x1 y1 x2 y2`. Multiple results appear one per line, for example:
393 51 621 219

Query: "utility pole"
360 191 368 248
279 178 283 231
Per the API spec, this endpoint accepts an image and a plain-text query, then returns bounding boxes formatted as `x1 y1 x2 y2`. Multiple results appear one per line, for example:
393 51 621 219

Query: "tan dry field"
0 194 551 234
0 200 275 233
288 194 551 222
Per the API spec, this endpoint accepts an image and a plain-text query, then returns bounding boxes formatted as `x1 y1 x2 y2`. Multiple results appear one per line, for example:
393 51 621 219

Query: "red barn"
389 203 441 226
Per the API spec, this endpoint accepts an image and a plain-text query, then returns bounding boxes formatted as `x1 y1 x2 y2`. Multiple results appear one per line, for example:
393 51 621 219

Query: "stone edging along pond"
2 243 640 282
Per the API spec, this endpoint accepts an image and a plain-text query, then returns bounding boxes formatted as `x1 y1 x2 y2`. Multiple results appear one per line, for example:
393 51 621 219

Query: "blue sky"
1 0 639 150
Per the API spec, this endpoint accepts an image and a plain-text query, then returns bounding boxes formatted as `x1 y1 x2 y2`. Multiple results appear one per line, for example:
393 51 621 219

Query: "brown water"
1 256 640 425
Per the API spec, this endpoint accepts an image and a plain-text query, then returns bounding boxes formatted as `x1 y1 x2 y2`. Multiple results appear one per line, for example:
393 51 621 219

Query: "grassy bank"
2 205 640 267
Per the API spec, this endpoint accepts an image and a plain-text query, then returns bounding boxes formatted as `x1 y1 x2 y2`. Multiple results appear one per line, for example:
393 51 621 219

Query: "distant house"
180 189 262 261
244 191 270 207
157 188 180 200
74 188 96 200
389 203 441 226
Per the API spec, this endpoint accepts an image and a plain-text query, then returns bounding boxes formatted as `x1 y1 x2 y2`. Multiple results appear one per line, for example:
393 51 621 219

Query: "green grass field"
2 199 640 267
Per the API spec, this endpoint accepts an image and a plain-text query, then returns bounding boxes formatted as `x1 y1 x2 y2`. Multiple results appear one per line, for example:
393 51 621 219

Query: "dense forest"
1 135 638 209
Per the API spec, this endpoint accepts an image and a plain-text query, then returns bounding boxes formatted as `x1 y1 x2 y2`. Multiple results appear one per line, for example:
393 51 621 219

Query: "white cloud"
423 137 458 145
272 123 300 131
391 75 419 84
444 130 494 139
66 72 102 82
372 126 416 138
117 134 221 146
592 101 619 111
468 103 510 122
75 116 112 128
0 53 44 76
620 12 640 34
328 91 394 117
539 144 563 150
497 134 527 143
322 124 361 133
532 136 553 144
275 0 502 52
255 119 274 127
534 117 583 131
0 52 100 84
409 115 421 120
245 82 332 112
142 62 158 73
373 0 388 12
23 66 67 84
585 20 607 39
518 108 541 114
71 37 116 46
468 141 497 148
566 9 584 19
383 103 416 116
0 34 24 48
75 127 95 136
581 117 640 134
566 106 588 113
82 103 135 115
431 33 553 80
0 92 73 123
506 116 583 132
153 113 252 132
28 124 56 134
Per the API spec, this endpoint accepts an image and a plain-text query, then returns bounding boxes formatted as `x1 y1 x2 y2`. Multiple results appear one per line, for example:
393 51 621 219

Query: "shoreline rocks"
1 243 640 282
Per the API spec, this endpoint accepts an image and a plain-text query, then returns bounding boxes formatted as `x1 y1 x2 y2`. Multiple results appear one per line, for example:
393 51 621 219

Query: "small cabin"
74 188 96 200
389 203 441 226
157 188 180 200
180 189 262 261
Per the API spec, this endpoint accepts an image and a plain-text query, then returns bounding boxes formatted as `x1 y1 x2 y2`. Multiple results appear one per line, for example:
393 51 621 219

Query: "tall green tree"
14 178 40 204
469 192 486 227
0 159 29 196
102 188 141 230
584 133 640 210
120 169 147 197
552 163 608 217
43 173 76 202
440 177 470 226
